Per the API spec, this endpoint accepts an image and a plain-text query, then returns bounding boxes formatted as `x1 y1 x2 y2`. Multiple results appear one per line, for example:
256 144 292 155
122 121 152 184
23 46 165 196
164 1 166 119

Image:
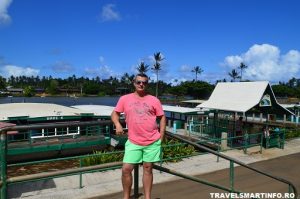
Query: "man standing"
111 73 166 199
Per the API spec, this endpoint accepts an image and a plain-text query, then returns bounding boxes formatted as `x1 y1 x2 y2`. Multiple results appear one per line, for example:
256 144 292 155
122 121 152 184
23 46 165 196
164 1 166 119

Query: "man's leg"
122 163 134 199
142 139 162 199
142 162 153 199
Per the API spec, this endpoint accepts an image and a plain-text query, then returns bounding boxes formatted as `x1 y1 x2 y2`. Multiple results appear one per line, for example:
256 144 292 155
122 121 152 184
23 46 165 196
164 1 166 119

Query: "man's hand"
111 111 124 135
115 123 124 135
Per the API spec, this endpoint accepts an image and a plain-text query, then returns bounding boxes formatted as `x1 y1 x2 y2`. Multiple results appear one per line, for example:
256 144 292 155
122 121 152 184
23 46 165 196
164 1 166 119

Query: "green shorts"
123 139 162 164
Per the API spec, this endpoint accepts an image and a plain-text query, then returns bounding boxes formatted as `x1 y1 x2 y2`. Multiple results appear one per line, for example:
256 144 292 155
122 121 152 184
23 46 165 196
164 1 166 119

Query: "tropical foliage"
228 69 240 82
23 86 35 97
152 52 164 97
238 62 247 81
162 138 196 162
191 66 203 81
1 74 300 99
81 138 196 166
1 54 300 99
136 62 150 74
168 81 214 99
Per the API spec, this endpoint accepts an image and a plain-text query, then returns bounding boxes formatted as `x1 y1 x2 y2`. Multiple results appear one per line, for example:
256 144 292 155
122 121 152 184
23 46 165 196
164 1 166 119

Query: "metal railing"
1 121 298 199
0 120 113 198
156 131 298 199
1 120 198 198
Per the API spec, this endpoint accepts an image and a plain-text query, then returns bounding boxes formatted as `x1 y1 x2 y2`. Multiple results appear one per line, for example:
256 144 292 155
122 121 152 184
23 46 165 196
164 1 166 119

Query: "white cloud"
179 64 192 73
84 65 114 79
0 0 12 25
1 65 39 77
52 61 74 73
222 44 300 82
100 4 121 22
51 61 73 73
223 55 243 69
99 56 105 64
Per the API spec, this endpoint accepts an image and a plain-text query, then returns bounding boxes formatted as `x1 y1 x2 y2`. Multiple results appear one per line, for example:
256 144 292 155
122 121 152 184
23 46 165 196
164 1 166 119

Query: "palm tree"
121 73 131 84
0 76 6 89
136 62 149 74
151 52 164 97
238 62 247 81
228 69 240 82
191 66 203 81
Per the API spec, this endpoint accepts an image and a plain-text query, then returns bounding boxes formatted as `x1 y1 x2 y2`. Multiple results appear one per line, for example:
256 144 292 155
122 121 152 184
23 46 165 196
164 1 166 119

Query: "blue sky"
0 0 300 85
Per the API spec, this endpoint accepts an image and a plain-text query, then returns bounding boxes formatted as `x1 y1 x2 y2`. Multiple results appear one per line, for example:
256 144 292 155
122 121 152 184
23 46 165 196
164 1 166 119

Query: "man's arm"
111 111 124 135
158 115 166 141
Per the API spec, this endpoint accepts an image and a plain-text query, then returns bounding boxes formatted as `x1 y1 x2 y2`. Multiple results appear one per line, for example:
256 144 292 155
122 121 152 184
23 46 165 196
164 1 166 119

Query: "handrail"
7 161 122 183
165 131 298 198
0 120 112 133
0 120 114 199
153 164 237 193
0 122 298 198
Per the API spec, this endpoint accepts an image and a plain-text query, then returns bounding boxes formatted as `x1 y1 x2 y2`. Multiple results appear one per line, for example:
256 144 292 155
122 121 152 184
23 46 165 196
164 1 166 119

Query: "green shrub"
82 138 197 166
285 129 300 139
162 138 196 162
81 150 123 167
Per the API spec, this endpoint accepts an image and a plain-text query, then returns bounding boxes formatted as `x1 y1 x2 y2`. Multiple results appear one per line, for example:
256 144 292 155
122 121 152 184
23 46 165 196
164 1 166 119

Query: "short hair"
134 73 149 80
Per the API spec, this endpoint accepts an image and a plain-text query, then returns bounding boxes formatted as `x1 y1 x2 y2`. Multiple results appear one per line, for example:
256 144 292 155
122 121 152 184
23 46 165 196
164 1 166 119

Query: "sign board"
259 94 272 107
110 137 119 147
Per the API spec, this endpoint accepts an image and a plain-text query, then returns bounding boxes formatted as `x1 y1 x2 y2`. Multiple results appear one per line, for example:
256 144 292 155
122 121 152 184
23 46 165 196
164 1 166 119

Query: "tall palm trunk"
156 71 159 97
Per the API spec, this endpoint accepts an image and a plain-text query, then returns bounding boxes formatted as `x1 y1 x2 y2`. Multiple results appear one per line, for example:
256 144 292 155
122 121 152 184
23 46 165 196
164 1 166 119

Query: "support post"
221 132 228 150
230 160 234 193
0 132 7 199
168 120 171 128
79 158 83 188
173 122 176 133
260 113 263 122
133 164 139 198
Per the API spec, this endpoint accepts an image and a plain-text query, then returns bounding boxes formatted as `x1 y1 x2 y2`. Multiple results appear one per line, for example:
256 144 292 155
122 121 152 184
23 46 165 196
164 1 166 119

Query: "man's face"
134 76 148 92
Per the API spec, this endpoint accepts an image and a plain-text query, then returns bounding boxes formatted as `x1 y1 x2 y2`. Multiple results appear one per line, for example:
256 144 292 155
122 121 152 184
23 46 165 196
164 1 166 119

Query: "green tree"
228 69 240 82
23 86 35 97
83 82 101 95
238 62 247 81
0 76 6 90
46 80 59 95
136 62 149 74
191 66 203 81
272 84 295 97
152 52 164 97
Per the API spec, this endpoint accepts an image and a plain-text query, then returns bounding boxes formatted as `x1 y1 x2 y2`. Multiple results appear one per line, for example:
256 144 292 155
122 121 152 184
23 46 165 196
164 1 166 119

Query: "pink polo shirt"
114 93 164 146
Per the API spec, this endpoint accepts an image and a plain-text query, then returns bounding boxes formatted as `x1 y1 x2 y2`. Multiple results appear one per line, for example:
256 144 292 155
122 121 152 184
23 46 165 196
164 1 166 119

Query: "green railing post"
160 144 163 167
0 132 7 199
243 133 248 154
217 141 220 162
29 130 32 145
105 126 109 134
79 158 83 188
133 164 139 198
289 185 292 199
260 133 263 154
230 160 234 193
282 130 285 149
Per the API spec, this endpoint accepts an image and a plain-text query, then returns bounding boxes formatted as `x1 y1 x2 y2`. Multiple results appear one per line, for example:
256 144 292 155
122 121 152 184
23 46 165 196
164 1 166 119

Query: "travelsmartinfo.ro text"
209 192 295 199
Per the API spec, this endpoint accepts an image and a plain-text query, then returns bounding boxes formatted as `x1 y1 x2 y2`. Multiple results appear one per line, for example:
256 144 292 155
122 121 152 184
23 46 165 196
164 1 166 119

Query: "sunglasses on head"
135 80 148 85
